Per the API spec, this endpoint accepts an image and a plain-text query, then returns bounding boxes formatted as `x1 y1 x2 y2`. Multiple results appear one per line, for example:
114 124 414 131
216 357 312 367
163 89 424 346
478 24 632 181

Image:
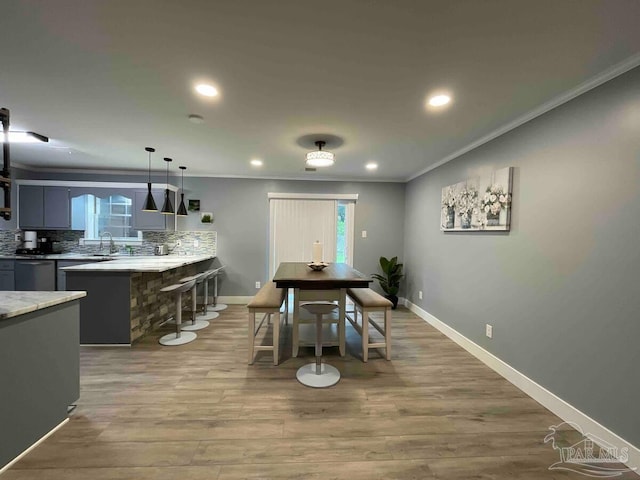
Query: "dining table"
272 262 371 387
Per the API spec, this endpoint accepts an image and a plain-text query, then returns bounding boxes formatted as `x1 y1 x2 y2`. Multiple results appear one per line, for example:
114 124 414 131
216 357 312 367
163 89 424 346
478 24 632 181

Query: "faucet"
99 231 116 254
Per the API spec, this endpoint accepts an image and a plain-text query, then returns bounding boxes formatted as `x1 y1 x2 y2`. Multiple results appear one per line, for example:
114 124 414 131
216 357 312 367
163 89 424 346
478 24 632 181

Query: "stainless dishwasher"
14 260 56 290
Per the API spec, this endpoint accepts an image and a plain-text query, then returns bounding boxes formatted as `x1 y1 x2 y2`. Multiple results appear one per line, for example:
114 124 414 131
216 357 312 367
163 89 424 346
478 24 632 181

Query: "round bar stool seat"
209 266 228 311
296 302 340 388
159 279 197 346
179 272 211 331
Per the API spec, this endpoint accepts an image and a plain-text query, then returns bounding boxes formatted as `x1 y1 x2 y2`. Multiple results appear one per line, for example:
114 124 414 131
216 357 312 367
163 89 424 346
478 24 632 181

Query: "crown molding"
407 52 640 182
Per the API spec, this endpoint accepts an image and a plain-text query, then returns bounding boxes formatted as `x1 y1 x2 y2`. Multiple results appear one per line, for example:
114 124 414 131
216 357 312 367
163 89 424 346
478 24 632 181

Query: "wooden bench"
247 282 287 365
346 288 392 362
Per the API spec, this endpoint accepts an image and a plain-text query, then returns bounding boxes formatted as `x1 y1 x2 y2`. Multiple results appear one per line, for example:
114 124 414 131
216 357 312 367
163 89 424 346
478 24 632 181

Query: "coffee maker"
39 236 62 254
23 231 38 250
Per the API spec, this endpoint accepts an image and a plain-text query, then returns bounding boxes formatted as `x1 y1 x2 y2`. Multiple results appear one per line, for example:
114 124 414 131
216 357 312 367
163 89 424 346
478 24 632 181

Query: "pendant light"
161 157 174 214
177 166 188 216
142 147 158 211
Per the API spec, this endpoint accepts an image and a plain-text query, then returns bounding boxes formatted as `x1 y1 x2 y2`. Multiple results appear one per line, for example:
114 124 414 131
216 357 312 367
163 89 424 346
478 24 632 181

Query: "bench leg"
272 311 280 366
384 307 391 360
362 307 369 363
248 310 255 365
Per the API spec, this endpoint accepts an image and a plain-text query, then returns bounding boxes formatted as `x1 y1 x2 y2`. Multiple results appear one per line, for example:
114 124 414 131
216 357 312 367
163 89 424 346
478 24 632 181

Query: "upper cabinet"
19 186 70 230
17 182 177 232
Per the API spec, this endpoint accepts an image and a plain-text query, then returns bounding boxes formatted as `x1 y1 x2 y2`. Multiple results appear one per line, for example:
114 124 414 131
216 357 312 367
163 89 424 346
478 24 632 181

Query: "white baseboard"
404 299 640 473
0 418 69 473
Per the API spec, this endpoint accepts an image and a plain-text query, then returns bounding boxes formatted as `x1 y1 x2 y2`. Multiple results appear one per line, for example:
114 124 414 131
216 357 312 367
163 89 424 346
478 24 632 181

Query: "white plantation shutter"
269 199 337 277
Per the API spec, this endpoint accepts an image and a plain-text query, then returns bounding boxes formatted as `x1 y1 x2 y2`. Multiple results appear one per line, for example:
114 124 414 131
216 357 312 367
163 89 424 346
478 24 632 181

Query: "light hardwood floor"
4 306 635 479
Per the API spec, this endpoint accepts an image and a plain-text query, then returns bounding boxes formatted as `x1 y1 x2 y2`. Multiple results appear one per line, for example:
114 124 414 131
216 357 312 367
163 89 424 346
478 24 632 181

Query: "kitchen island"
64 255 215 344
0 291 86 471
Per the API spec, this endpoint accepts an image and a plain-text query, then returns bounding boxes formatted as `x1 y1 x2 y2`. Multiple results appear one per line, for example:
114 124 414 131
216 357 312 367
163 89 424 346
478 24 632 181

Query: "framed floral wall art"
440 166 513 232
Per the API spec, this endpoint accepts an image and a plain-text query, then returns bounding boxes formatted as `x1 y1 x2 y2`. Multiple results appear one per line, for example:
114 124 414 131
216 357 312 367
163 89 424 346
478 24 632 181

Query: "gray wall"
6 169 405 297
404 67 640 446
177 178 405 297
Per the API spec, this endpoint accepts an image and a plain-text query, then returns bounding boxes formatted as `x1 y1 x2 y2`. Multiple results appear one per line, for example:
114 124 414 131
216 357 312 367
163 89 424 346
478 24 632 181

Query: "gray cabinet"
0 260 14 290
18 185 44 228
57 260 96 291
132 190 175 231
18 186 70 230
15 260 56 290
44 187 71 228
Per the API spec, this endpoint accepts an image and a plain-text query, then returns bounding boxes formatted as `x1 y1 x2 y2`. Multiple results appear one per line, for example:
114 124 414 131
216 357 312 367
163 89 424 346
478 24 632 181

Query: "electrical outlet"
193 239 199 247
255 281 261 289
361 230 367 238
486 324 493 338
418 291 423 300
14 233 21 241
176 240 182 247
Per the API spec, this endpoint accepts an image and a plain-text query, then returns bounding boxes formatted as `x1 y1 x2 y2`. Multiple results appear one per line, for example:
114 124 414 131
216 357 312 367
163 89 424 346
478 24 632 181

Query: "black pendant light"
142 147 158 211
161 157 174 214
177 166 188 216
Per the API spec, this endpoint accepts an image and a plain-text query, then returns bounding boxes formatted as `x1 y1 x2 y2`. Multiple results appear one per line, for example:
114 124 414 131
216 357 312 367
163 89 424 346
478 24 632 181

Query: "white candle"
312 241 323 264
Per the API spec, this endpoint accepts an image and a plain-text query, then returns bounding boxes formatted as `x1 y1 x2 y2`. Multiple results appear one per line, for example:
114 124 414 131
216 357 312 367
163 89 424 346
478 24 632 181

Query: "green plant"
372 256 404 297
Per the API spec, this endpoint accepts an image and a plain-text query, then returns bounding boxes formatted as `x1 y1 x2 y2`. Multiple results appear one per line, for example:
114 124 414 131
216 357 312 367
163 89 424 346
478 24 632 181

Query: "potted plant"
372 256 404 309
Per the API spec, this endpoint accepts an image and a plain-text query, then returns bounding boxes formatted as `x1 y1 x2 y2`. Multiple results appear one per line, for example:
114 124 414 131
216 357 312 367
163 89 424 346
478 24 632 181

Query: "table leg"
292 288 300 357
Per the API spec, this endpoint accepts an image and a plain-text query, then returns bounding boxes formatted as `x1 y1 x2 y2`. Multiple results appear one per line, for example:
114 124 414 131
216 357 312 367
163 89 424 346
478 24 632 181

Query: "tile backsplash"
0 229 217 256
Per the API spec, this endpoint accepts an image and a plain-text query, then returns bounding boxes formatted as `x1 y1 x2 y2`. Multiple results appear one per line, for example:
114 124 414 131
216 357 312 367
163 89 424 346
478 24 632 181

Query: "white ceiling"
2 0 640 182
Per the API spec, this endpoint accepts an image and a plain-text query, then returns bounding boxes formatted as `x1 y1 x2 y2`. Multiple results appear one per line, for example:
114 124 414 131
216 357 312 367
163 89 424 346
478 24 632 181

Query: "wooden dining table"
272 262 371 387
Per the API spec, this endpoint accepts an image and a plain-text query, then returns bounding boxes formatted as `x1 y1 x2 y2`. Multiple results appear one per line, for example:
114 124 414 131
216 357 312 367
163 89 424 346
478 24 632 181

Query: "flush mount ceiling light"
0 131 49 143
142 147 158 212
306 141 335 167
428 94 451 107
195 84 218 97
161 157 175 215
176 166 188 217
250 159 263 167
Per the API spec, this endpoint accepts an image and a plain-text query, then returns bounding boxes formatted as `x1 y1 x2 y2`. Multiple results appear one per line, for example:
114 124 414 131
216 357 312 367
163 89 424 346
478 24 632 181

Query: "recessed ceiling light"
250 159 263 167
428 94 451 107
366 162 378 170
195 84 218 97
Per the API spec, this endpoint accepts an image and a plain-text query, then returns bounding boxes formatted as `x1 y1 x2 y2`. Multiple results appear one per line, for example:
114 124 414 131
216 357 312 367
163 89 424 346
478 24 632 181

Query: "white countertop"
0 291 87 319
0 253 113 261
62 255 215 273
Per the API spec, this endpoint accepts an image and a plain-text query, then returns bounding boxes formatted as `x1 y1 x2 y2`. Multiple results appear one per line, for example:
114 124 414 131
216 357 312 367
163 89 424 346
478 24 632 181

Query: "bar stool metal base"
159 331 197 346
296 363 340 388
199 311 220 320
181 320 210 331
209 303 228 312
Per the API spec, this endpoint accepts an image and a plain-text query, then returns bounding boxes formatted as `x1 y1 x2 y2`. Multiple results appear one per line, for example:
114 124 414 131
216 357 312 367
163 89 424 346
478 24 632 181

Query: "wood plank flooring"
4 306 636 479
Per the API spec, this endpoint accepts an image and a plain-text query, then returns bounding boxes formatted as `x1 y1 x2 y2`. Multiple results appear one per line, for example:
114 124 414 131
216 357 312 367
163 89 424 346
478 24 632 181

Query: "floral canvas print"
440 166 512 231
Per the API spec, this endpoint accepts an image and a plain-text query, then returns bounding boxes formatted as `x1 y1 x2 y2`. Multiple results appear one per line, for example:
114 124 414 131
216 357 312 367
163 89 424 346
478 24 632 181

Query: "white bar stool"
208 265 228 312
296 302 340 388
178 272 211 331
159 279 197 346
198 269 220 321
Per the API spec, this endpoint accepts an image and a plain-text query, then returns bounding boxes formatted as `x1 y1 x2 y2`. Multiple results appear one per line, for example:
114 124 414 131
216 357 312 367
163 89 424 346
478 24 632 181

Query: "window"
72 193 140 241
268 194 356 277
